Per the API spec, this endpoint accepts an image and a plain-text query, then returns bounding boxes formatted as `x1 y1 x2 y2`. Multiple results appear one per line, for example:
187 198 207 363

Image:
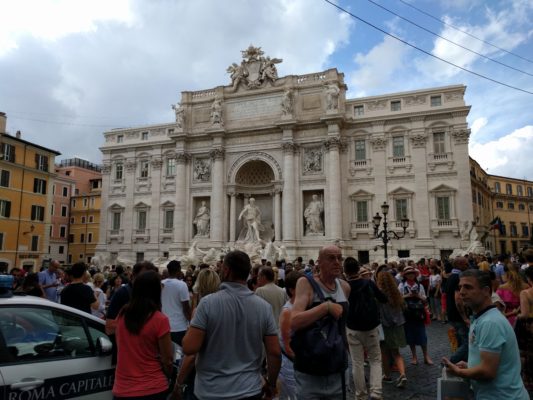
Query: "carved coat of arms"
226 45 282 91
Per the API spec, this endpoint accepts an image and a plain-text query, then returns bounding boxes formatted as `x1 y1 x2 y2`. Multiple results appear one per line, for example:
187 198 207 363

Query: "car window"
0 306 93 365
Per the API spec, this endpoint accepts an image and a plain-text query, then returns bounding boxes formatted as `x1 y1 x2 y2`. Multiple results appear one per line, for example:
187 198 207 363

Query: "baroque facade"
97 46 474 263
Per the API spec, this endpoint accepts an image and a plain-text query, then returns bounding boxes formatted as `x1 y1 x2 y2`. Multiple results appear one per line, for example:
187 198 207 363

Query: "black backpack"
290 275 347 376
346 280 380 331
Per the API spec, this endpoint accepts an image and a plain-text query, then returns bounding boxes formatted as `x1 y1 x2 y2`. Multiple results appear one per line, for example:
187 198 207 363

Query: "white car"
0 286 114 400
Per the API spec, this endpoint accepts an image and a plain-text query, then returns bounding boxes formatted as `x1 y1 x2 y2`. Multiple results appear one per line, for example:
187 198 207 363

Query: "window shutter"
5 201 10 218
33 178 38 193
43 156 49 172
42 181 46 194
39 206 44 221
35 154 39 168
31 205 36 220
9 146 15 162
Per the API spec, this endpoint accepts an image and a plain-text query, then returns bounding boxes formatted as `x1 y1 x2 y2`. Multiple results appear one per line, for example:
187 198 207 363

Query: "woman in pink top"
113 271 173 399
496 263 528 327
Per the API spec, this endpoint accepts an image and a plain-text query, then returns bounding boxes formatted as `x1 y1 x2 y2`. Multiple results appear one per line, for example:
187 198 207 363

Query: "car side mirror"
96 336 113 356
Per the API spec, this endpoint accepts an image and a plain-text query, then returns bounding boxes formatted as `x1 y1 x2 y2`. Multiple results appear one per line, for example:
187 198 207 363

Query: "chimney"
16 130 21 139
0 112 6 134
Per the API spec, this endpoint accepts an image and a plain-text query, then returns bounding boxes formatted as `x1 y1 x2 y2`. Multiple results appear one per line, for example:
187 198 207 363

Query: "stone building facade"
97 46 474 263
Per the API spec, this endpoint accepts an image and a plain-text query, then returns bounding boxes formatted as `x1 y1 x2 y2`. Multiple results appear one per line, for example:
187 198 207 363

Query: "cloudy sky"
1 0 532 179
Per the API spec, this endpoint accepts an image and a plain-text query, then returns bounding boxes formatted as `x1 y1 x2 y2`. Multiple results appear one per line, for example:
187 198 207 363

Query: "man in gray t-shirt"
182 250 281 400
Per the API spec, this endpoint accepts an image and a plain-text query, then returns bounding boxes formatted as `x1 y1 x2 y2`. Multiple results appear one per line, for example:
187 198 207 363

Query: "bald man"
291 245 350 399
39 259 60 302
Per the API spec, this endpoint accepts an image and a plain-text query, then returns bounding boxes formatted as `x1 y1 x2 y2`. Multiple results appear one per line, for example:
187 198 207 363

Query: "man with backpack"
344 257 387 400
291 245 350 399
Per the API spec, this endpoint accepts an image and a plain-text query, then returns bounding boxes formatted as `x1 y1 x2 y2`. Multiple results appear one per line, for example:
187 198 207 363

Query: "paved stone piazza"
96 45 474 265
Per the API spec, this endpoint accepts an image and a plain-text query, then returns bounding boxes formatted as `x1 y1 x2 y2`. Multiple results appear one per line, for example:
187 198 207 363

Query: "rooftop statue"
227 45 283 91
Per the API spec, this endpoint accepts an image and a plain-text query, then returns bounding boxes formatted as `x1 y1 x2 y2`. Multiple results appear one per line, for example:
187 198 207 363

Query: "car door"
0 304 114 400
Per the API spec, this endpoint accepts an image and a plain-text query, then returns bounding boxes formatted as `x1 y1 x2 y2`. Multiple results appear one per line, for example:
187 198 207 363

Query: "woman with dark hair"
113 271 173 399
16 273 45 298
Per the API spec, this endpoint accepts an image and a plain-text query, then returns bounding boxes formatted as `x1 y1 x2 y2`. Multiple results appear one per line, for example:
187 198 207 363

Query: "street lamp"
372 201 409 263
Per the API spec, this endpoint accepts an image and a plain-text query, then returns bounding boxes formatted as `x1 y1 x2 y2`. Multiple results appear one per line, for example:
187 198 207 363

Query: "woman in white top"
91 273 107 319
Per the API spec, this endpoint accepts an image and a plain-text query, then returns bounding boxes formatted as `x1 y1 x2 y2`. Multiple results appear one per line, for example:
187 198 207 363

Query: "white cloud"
470 117 487 138
469 125 533 178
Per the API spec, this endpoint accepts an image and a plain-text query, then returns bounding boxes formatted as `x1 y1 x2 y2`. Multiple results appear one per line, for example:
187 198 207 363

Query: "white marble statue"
227 61 248 92
202 248 220 266
171 103 185 128
193 201 210 237
325 83 340 111
238 197 264 242
304 194 324 235
211 98 223 126
262 241 279 264
281 89 293 117
278 245 288 262
180 241 207 268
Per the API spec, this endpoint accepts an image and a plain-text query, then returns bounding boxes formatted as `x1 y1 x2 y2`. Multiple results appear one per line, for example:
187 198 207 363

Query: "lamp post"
372 201 409 263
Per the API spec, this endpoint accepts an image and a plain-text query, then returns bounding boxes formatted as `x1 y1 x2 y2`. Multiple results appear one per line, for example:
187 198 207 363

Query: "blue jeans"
449 321 468 363
294 370 344 400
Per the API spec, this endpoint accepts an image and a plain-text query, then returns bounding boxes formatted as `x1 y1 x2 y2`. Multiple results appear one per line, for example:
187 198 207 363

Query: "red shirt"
113 311 170 397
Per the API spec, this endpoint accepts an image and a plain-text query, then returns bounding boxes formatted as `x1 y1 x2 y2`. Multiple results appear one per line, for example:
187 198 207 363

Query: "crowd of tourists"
8 247 533 400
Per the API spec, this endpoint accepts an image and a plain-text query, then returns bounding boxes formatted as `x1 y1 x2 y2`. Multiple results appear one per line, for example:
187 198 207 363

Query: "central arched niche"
234 160 275 242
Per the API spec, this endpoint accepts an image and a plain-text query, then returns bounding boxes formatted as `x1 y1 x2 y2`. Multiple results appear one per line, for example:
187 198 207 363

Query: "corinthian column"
210 148 225 244
324 136 343 240
282 142 297 242
174 152 190 244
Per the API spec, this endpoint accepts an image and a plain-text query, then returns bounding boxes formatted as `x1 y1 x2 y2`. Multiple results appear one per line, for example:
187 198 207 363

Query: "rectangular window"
71 199 76 207
51 204 54 215
35 154 49 172
89 215 94 223
117 135 123 143
83 198 88 207
356 201 367 223
33 178 47 194
506 184 513 195
70 217 75 224
31 205 45 221
392 137 404 157
1 143 15 162
508 202 515 210
517 185 523 196
528 187 533 197
81 216 86 224
141 132 149 140
433 132 445 154
494 182 501 193
80 233 85 243
496 201 503 209
166 158 176 176
140 160 149 178
60 226 66 238
354 140 366 161
164 210 174 229
436 196 450 220
52 185 55 195
59 245 64 254
138 211 147 230
115 163 123 180
0 232 4 250
61 205 68 217
395 198 408 219
68 234 74 243
90 197 95 207
0 170 10 187
88 232 93 243
0 200 11 218
112 212 121 230
354 105 364 116
391 100 401 111
519 203 525 211
523 224 529 237
49 225 52 237
510 223 517 237
31 235 39 251
62 186 68 197
430 95 442 107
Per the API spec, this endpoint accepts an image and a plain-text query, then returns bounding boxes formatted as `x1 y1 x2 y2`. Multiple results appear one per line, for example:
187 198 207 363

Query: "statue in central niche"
238 197 264 243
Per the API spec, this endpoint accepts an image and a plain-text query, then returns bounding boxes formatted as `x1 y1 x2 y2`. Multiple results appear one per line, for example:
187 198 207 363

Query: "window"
71 199 76 207
60 226 66 238
472 190 477 203
494 182 501 193
354 105 364 116
68 234 74 243
506 184 513 195
510 223 517 237
31 235 39 251
436 196 450 220
0 170 10 187
354 140 366 161
356 201 368 223
477 192 482 205
80 233 85 243
430 95 442 107
89 215 94 223
140 160 149 178
49 226 53 237
164 209 174 230
91 180 100 189
141 131 149 140
62 186 68 197
33 178 47 194
70 217 75 224
88 232 93 243
0 200 11 217
0 232 3 250
59 245 64 254
1 143 15 162
519 203 525 211
433 132 445 154
508 202 515 210
112 212 121 230
61 205 68 217
117 135 124 143
391 100 401 111
528 187 533 197
90 197 95 207
68 254 72 263
35 154 49 172
137 210 147 231
166 158 176 176
395 198 408 219
115 162 123 180
496 201 503 209
51 204 54 215
81 216 86 224
517 185 523 196
52 184 55 195
83 198 88 207
31 205 45 221
522 224 529 237
392 137 404 157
